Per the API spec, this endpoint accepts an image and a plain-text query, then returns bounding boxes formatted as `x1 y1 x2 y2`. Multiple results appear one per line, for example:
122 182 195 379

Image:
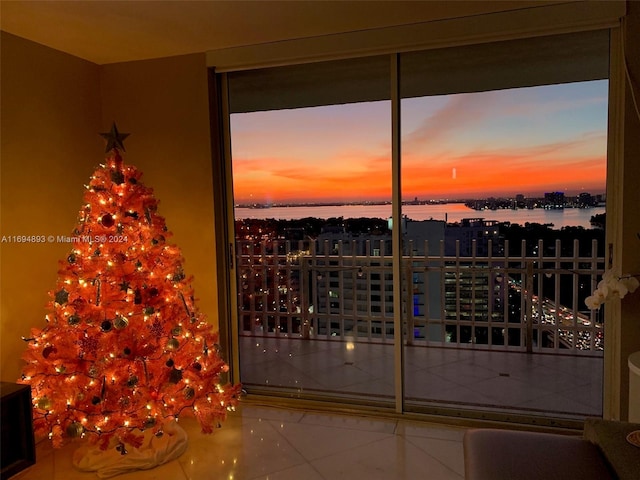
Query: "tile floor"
12 337 599 479
12 404 466 480
240 336 603 419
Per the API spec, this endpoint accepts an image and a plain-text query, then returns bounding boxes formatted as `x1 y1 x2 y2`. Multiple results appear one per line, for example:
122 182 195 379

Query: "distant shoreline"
234 203 605 230
236 199 605 210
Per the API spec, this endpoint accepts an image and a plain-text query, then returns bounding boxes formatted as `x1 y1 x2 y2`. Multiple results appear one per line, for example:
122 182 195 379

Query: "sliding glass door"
220 28 610 424
227 56 396 403
399 31 609 421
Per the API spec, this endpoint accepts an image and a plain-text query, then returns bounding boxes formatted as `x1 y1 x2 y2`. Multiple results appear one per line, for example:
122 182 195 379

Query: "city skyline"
230 80 608 204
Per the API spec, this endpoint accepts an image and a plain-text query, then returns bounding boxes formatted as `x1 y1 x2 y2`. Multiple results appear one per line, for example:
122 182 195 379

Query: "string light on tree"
19 123 240 450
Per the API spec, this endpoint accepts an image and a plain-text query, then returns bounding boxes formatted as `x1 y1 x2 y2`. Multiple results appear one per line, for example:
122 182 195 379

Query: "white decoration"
585 269 639 310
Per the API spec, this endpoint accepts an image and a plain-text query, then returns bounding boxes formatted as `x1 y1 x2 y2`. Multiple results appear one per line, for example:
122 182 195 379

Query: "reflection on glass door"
228 56 396 403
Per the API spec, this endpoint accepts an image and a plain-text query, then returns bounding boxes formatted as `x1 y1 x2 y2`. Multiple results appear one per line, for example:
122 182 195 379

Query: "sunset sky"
230 80 608 204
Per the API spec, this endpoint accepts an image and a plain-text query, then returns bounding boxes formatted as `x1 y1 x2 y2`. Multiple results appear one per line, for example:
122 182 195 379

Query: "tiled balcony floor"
240 335 603 420
13 404 466 480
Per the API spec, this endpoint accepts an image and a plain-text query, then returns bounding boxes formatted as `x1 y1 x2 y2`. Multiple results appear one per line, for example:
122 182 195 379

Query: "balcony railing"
236 237 605 357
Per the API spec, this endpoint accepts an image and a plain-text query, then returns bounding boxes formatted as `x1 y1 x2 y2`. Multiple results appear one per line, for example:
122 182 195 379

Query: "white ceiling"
0 0 563 65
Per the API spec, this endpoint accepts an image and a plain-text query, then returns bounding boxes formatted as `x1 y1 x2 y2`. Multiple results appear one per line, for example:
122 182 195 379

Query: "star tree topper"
100 123 129 152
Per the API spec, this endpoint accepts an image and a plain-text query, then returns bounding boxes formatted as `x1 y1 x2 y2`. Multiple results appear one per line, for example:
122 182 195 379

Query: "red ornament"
101 214 115 228
42 346 57 358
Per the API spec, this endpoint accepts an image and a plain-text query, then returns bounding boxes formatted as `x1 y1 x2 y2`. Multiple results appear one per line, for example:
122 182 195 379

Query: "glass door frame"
390 53 405 413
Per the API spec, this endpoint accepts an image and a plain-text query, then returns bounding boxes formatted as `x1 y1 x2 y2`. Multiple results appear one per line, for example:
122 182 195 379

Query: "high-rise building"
578 192 595 207
544 191 566 209
311 218 509 345
441 219 507 344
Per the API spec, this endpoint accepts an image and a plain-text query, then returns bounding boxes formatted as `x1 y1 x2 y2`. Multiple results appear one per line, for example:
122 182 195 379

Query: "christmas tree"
19 124 240 451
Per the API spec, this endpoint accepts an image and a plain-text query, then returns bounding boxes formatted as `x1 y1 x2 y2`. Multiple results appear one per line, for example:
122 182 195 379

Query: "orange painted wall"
0 32 103 381
99 53 219 334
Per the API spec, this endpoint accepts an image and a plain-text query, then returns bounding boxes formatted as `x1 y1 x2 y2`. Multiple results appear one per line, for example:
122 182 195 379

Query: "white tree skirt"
72 420 188 478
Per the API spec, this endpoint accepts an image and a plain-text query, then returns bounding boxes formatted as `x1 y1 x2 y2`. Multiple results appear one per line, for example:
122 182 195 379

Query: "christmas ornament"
110 169 125 185
143 417 156 428
42 346 56 358
168 368 183 384
55 289 69 305
79 336 99 356
184 387 195 400
101 214 115 228
66 422 84 438
114 315 128 329
172 268 185 282
148 319 164 337
37 397 52 410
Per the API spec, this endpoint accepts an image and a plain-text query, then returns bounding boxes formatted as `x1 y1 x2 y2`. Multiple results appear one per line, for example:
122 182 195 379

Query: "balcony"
237 237 605 422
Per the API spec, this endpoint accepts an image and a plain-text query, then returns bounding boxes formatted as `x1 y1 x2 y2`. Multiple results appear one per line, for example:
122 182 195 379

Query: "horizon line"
236 192 607 208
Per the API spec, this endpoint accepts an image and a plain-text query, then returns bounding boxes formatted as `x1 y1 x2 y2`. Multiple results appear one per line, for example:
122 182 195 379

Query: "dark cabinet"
1 382 35 478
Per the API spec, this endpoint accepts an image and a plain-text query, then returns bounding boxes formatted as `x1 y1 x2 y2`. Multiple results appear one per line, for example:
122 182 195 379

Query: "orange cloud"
232 83 607 203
